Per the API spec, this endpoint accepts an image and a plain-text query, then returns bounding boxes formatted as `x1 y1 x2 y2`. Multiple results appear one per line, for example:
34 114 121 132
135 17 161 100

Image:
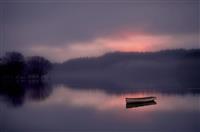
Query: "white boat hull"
126 97 156 103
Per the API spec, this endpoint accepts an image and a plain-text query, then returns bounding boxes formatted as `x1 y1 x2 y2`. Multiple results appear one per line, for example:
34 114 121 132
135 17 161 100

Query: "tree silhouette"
1 52 25 78
0 52 53 106
0 52 52 80
0 58 3 78
27 56 52 79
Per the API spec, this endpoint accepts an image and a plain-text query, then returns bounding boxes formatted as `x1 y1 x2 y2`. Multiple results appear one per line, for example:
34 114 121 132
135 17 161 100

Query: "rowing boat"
125 96 156 103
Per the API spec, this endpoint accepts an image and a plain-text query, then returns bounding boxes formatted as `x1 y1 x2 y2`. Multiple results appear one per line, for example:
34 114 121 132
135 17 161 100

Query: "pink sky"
2 1 198 62
29 31 199 62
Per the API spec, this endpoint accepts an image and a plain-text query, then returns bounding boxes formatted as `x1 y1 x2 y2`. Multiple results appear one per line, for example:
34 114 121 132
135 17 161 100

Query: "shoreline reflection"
30 85 200 112
0 84 199 132
0 80 52 107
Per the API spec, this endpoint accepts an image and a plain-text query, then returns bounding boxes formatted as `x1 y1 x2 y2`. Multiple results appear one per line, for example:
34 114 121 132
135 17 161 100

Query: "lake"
0 83 199 132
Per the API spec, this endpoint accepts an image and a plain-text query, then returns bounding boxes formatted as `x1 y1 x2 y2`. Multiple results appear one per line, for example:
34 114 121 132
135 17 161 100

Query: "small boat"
125 96 156 104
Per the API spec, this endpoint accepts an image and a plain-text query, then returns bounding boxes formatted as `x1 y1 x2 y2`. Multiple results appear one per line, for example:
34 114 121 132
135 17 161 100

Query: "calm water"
0 84 200 132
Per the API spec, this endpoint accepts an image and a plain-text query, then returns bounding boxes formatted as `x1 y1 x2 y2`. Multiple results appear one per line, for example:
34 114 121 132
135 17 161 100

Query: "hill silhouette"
51 49 200 93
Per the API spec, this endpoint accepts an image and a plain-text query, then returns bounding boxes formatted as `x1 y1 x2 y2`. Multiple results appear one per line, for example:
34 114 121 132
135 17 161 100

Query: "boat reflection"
126 100 157 109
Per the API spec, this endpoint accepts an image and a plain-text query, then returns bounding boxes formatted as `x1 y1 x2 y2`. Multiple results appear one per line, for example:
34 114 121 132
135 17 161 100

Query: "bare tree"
1 52 25 78
27 56 52 79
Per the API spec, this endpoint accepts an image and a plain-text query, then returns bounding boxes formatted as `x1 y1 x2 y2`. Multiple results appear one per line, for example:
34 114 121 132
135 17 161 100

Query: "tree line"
59 49 200 71
0 52 52 80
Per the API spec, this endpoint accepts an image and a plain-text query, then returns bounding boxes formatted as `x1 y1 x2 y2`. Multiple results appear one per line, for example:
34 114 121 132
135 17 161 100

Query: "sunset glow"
100 33 173 52
29 32 197 62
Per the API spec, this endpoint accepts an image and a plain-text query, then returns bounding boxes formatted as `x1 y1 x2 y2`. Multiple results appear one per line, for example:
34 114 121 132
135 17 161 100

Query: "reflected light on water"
1 85 199 132
29 85 200 112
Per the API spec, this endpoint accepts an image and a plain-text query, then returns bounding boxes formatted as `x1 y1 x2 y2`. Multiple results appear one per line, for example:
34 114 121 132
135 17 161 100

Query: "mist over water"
0 81 199 132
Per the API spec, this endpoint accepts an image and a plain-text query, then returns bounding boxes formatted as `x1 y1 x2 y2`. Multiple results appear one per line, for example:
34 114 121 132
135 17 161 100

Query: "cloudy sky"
0 0 199 62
